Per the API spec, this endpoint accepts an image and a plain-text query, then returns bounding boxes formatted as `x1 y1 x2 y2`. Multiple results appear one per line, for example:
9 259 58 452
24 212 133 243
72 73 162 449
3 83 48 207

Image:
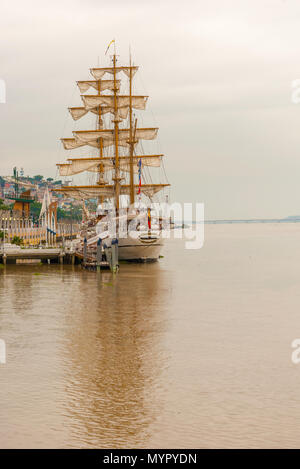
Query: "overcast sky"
2 0 300 219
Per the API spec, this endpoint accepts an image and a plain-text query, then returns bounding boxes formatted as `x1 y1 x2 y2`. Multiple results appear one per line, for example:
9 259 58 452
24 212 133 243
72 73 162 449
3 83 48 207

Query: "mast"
129 55 135 205
97 79 104 205
97 80 104 179
112 54 120 212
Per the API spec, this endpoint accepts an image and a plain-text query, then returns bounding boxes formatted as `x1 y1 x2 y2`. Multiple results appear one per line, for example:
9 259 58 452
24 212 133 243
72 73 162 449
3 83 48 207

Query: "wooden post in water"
83 237 87 265
111 238 119 273
103 243 111 270
96 238 102 272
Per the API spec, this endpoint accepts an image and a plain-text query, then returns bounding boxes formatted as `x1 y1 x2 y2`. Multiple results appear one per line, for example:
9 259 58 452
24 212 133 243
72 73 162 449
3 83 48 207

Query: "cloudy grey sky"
1 0 300 219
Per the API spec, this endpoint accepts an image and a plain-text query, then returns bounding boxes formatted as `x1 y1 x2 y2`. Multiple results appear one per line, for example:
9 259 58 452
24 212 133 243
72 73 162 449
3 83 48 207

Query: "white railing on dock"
0 218 81 246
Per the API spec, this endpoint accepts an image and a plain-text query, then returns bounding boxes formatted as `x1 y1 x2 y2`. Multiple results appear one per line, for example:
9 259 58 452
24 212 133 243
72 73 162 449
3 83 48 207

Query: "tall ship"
56 45 170 261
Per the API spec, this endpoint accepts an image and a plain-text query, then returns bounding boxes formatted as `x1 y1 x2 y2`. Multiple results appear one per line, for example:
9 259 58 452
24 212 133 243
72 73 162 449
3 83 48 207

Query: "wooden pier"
0 246 111 269
0 220 118 272
0 247 65 264
0 247 85 265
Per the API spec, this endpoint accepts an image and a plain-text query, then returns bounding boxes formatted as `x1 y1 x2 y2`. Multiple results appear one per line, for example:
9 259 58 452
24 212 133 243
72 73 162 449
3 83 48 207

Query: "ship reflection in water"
62 266 170 448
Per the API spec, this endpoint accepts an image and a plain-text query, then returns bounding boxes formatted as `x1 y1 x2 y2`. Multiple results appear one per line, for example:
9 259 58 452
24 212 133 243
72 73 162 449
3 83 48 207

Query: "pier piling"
111 238 119 273
97 238 102 272
83 238 87 264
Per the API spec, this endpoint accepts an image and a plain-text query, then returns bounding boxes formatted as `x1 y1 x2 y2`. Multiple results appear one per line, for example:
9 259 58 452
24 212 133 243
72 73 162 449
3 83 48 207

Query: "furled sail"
68 107 89 121
61 137 128 150
57 155 163 176
69 105 129 121
68 106 114 121
57 161 100 176
90 66 138 80
56 185 115 199
73 128 158 145
61 138 87 150
81 95 148 112
77 79 120 93
56 183 169 200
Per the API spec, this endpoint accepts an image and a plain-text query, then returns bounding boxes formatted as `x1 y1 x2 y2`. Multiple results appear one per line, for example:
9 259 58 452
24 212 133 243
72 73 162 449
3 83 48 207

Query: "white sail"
61 137 127 150
57 161 99 176
77 79 120 93
68 107 89 121
57 185 115 199
57 183 168 200
81 95 148 111
57 155 162 176
90 66 138 80
73 128 158 145
61 138 89 150
69 106 119 121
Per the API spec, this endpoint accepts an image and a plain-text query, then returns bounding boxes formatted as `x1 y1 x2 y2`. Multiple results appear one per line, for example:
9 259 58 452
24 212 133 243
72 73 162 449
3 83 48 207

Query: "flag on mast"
105 39 115 55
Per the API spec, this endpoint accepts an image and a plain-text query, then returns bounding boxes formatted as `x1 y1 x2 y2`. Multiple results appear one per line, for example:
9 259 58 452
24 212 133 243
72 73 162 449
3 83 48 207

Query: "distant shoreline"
195 218 300 224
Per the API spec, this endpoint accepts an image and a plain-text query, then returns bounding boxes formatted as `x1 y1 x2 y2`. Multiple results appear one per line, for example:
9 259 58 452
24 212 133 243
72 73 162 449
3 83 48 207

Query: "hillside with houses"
0 170 89 222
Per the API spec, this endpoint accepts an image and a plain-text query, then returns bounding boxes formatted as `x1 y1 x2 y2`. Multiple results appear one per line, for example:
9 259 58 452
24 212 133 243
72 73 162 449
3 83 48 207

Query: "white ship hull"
118 233 163 261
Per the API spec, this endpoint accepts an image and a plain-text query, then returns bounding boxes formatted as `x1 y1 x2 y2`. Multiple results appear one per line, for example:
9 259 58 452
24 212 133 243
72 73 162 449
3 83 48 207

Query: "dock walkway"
0 247 111 269
0 247 65 264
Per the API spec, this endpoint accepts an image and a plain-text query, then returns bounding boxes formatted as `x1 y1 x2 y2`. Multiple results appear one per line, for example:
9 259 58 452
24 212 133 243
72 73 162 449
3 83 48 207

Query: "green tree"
30 201 42 222
0 198 11 211
33 175 44 182
57 205 82 222
30 202 82 223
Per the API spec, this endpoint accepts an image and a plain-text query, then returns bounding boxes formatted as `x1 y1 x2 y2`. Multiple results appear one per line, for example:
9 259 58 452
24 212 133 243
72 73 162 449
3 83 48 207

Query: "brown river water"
1 223 300 448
